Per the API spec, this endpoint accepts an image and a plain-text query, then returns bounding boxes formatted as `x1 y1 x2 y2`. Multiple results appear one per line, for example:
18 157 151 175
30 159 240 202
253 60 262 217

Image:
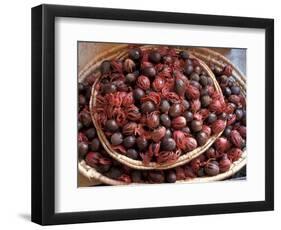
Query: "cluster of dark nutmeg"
78 47 246 184
93 47 227 164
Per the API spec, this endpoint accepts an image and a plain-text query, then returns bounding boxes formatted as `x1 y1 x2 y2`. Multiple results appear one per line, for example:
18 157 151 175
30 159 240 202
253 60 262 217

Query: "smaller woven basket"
79 47 247 186
89 45 226 170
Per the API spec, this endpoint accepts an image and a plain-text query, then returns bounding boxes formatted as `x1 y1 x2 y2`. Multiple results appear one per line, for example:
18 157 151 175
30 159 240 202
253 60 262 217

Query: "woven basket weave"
78 46 247 186
89 45 226 170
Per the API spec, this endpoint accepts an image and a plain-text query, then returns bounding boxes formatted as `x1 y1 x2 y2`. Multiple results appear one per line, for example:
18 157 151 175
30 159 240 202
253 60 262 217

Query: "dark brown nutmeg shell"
205 161 220 176
175 79 186 97
196 131 208 146
148 171 165 183
205 147 216 159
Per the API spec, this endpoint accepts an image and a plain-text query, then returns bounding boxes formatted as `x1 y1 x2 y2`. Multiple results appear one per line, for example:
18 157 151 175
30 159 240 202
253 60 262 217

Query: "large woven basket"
88 45 226 170
78 46 247 186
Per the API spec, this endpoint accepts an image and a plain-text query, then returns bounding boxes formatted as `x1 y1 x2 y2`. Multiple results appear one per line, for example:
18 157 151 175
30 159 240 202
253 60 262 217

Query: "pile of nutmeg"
78 46 246 184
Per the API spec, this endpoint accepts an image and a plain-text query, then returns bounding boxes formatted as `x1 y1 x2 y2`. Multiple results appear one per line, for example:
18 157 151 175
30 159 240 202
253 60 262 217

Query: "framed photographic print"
31 4 274 225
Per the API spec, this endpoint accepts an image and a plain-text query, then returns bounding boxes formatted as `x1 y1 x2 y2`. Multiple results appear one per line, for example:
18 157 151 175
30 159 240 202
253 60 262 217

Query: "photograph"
77 42 247 186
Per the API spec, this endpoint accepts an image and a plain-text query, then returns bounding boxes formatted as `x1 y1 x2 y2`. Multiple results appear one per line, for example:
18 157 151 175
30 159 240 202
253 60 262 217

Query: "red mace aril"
141 92 161 106
193 112 203 121
151 126 166 142
173 130 188 150
207 85 215 95
139 114 147 124
239 95 246 107
171 116 187 129
198 154 206 162
183 166 197 178
146 112 160 129
219 154 232 173
225 102 236 114
140 152 152 165
173 59 181 68
227 114 236 126
186 84 200 99
136 75 150 90
148 142 160 157
156 151 180 164
111 60 123 73
211 119 226 134
118 174 132 183
105 92 123 107
122 92 134 107
126 104 141 121
197 108 210 120
214 137 231 152
202 125 211 137
122 122 137 135
85 74 97 86
99 157 112 166
112 145 127 154
185 136 198 151
123 59 135 73
190 158 201 172
163 91 181 104
191 99 201 113
228 148 242 162
148 171 165 183
85 152 102 168
115 110 127 126
141 61 153 69
222 64 233 77
175 167 186 180
152 77 165 92
237 126 247 139
230 130 243 148
209 99 223 113
78 132 88 142
192 58 200 66
228 95 240 105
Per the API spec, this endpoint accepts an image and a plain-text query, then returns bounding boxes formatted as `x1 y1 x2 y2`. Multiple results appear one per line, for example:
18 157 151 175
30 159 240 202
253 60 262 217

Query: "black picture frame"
31 4 274 225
